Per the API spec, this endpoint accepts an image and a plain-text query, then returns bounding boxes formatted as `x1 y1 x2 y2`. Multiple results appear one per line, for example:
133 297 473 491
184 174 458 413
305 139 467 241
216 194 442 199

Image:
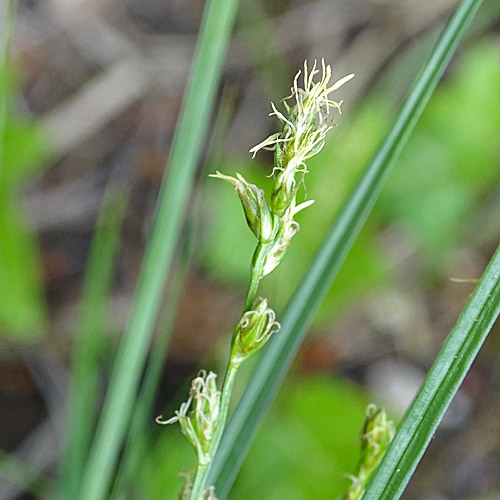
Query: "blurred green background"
0 1 499 499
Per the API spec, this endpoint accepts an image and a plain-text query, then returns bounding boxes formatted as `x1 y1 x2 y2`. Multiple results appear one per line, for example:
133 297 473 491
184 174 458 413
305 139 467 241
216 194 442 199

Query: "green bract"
209 171 274 243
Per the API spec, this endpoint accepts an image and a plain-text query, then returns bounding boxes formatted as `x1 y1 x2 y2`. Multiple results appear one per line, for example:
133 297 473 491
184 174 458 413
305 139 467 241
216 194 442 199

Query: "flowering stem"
188 244 277 497
188 362 239 500
170 60 354 500
244 243 270 311
210 362 239 455
188 245 271 497
183 244 274 500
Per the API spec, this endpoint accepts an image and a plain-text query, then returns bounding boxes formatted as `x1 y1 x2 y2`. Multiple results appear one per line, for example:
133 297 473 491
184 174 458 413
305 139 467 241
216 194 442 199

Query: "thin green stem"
244 243 269 311
189 463 209 500
187 236 271 499
61 188 127 499
210 362 239 455
188 363 239 500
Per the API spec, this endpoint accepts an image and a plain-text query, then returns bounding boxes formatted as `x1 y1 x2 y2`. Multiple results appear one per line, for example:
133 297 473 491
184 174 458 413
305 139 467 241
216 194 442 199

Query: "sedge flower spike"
250 59 354 216
212 60 352 281
344 404 395 500
359 404 395 470
230 297 280 364
156 370 220 465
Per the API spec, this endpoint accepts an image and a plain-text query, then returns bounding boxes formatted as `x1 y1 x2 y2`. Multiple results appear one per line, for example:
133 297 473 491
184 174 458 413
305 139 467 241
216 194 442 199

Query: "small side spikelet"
230 297 281 364
343 404 395 500
156 371 221 465
209 171 274 243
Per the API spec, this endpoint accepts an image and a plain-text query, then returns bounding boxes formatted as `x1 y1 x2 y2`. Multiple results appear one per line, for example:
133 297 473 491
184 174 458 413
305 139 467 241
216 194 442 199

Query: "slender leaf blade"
78 1 240 499
363 243 500 500
60 187 127 499
109 229 194 500
208 0 484 496
0 0 14 185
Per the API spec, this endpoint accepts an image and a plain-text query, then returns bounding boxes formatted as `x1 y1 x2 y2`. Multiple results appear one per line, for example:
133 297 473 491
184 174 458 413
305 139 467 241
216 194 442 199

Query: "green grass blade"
60 187 127 499
207 0 483 496
78 1 239 499
108 230 194 500
363 243 500 500
0 0 15 190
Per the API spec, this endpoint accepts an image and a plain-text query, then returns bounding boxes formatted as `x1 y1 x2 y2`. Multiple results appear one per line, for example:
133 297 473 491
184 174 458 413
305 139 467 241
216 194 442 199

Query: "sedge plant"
157 60 354 500
205 2 495 499
0 0 495 499
1 1 495 499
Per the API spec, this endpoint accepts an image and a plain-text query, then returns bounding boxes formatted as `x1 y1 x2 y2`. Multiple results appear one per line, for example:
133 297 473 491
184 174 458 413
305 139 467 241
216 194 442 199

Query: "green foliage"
378 39 500 268
109 233 193 500
0 79 50 340
61 188 127 499
0 1 50 340
232 376 370 500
